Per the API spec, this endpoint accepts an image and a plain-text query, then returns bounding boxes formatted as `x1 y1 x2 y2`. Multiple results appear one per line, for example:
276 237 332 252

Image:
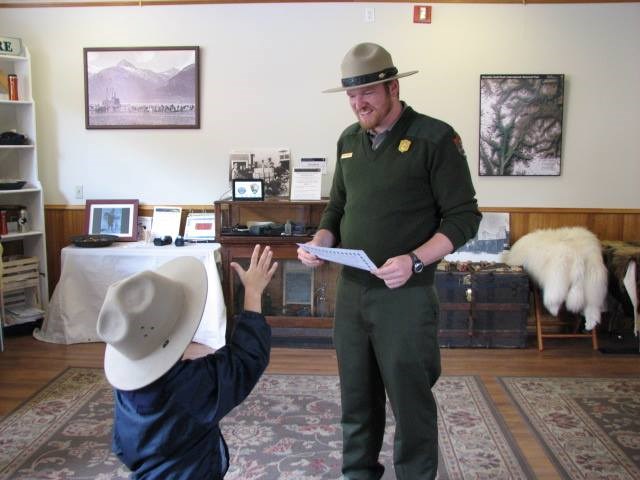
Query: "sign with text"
0 37 22 56
290 168 322 201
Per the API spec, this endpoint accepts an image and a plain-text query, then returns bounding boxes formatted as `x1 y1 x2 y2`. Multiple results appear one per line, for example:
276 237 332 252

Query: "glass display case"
214 199 338 345
231 257 340 320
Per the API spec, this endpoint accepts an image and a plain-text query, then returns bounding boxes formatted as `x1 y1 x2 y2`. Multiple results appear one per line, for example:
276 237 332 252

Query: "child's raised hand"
230 245 278 312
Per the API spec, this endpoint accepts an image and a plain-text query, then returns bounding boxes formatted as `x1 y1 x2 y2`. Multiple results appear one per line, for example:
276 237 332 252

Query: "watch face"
410 252 424 273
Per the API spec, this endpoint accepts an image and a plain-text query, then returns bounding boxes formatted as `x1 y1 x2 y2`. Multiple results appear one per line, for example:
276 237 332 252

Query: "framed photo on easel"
84 199 139 241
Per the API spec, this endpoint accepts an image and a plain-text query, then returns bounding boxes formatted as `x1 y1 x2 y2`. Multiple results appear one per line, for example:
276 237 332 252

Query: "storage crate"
1 256 44 327
435 263 530 348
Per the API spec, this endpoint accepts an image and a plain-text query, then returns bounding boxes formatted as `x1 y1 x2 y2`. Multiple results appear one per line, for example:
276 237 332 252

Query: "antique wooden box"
435 262 530 348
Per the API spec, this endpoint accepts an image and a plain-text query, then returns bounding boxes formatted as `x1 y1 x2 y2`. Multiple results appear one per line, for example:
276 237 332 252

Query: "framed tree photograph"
85 199 139 241
84 46 200 129
479 74 564 176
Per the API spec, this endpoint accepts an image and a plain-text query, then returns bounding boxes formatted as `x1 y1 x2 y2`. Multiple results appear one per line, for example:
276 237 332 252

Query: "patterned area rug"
222 374 532 479
501 377 640 480
0 368 532 479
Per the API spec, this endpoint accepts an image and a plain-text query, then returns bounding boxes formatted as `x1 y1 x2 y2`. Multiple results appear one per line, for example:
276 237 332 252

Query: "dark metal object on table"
153 235 172 246
71 234 118 248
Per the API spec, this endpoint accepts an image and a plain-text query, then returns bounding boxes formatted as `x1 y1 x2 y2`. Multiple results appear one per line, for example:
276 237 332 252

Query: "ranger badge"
398 139 411 153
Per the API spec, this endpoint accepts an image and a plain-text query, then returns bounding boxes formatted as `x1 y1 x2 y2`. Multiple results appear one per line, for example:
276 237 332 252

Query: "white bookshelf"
0 46 48 336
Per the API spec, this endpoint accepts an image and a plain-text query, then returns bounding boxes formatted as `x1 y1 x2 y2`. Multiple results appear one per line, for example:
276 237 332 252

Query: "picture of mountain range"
87 59 196 105
84 47 199 128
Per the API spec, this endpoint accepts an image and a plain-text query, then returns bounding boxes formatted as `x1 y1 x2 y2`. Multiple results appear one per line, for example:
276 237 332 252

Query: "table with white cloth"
33 242 226 350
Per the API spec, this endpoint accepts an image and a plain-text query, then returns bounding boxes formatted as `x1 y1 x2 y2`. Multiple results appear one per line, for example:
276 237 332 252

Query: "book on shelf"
4 304 45 325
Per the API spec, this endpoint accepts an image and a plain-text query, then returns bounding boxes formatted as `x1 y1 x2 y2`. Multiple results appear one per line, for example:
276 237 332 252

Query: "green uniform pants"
334 274 441 480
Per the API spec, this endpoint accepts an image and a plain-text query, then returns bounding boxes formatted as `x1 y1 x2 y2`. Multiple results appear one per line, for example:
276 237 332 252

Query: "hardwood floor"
1 333 639 479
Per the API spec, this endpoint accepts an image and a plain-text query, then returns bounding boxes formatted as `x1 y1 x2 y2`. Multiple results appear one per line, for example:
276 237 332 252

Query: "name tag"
340 152 353 159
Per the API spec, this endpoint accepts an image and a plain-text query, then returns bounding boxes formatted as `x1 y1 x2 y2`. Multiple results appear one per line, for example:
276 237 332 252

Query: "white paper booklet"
297 244 377 272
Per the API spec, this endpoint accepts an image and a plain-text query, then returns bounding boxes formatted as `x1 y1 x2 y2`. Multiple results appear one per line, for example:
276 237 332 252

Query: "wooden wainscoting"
44 205 640 298
44 206 83 296
488 207 640 244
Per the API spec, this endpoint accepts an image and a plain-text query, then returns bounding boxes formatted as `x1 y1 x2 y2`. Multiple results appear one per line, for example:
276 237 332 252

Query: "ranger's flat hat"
323 42 418 93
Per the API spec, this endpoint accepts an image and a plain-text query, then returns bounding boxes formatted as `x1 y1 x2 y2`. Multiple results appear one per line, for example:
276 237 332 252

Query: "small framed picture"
183 213 215 241
85 199 139 241
232 179 264 201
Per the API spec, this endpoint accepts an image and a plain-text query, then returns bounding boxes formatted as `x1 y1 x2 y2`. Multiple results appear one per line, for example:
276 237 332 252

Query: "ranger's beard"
355 94 393 131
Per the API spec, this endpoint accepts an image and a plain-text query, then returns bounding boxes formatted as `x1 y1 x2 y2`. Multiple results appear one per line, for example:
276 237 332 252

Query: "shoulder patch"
452 133 466 157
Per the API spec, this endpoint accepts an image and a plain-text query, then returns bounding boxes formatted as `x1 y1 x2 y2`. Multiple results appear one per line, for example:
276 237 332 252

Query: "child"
97 244 278 479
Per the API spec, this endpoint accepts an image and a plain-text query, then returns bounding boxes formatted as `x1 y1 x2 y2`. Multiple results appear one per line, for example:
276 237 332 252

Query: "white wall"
2 3 639 208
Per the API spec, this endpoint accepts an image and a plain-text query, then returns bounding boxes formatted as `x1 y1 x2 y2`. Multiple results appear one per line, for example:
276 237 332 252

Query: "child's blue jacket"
112 311 271 479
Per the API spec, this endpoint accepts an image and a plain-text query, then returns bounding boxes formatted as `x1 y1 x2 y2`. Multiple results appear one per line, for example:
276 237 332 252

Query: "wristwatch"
409 251 424 274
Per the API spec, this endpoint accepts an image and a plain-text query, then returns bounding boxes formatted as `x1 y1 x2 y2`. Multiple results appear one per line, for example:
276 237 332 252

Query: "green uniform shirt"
319 105 481 287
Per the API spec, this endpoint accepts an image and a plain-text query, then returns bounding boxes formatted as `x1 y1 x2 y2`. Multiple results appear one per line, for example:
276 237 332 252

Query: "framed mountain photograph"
479 74 564 176
83 46 200 129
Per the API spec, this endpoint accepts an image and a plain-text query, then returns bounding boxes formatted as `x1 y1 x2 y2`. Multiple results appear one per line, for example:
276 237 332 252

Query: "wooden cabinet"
214 199 338 347
0 46 48 335
213 201 536 349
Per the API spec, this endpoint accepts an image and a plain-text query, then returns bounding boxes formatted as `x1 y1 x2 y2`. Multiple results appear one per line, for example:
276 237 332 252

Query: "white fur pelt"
502 227 607 330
